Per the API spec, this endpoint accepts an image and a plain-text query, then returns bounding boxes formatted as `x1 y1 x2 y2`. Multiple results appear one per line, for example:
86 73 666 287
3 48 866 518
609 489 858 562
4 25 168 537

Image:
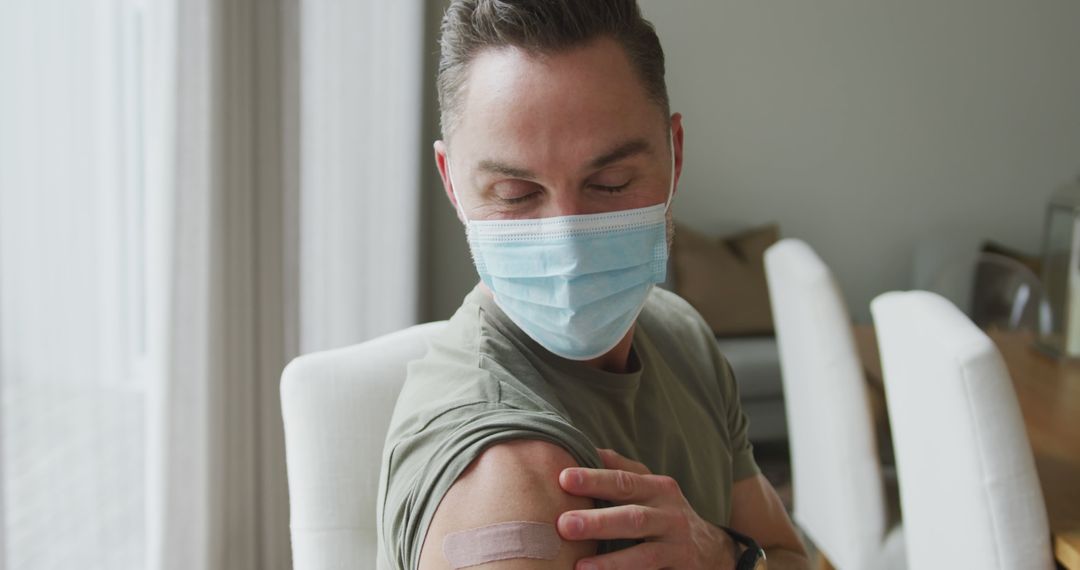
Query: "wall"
642 0 1080 321
420 0 477 323
422 0 1080 322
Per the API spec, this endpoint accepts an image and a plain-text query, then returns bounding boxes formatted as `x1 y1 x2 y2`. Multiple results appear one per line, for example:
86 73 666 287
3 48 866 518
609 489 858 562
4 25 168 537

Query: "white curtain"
152 0 423 568
299 0 424 351
147 0 263 566
0 0 424 569
1 2 153 568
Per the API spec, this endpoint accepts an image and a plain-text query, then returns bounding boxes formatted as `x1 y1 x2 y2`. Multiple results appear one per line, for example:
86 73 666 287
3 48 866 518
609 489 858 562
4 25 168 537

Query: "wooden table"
853 325 1080 569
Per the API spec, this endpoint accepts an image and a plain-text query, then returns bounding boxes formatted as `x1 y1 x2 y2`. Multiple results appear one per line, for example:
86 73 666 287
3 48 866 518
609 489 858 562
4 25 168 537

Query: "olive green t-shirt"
377 286 759 569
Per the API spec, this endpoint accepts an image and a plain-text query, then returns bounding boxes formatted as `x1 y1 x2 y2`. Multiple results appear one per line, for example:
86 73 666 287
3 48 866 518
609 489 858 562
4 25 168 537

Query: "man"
378 1 809 568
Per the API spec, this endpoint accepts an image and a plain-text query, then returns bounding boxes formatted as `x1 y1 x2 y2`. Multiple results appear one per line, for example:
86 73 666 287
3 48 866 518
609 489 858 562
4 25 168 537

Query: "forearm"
761 547 810 569
727 474 811 569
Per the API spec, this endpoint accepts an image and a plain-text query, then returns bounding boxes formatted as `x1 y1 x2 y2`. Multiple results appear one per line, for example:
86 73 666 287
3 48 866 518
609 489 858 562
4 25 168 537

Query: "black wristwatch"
721 526 767 570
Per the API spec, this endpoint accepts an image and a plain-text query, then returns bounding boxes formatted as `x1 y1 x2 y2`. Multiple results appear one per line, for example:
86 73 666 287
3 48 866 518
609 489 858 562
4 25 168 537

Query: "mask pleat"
471 223 663 278
486 263 654 308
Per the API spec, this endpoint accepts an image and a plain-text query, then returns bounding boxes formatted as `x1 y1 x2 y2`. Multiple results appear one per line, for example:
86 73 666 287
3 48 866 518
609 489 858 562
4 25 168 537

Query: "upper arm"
716 354 760 481
418 439 599 569
729 473 806 556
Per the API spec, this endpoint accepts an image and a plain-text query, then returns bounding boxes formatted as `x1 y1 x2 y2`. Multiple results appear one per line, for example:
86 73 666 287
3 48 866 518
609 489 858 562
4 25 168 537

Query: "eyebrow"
587 138 653 170
473 137 654 180
476 160 536 180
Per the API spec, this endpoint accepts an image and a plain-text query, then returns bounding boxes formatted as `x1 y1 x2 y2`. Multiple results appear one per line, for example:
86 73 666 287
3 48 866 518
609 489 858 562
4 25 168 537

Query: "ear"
670 113 685 198
434 140 465 224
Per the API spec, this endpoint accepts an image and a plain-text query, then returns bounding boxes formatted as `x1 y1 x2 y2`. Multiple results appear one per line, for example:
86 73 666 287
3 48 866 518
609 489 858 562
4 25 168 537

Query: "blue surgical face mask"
449 136 675 361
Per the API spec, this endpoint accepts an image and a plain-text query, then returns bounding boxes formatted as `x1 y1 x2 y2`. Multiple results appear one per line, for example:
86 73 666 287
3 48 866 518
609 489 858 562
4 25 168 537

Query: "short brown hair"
437 0 669 137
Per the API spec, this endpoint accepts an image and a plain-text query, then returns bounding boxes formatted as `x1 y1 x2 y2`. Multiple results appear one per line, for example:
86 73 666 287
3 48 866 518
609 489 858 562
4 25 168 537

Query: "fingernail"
579 561 597 570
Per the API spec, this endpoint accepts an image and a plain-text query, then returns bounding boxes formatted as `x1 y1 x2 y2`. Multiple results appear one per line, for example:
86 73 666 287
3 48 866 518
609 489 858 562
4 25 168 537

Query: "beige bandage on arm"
442 521 561 568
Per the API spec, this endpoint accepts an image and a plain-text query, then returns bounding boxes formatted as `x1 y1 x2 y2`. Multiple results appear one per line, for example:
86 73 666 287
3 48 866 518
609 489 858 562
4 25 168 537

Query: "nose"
543 186 589 218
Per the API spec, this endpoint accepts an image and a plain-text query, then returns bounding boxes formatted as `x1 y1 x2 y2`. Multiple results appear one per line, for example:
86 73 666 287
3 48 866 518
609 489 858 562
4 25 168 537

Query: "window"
0 1 153 568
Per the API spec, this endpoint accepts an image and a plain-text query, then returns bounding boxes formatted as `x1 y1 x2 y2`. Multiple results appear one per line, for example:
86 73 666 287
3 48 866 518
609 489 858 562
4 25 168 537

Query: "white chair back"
870 291 1052 569
280 322 447 570
765 239 893 569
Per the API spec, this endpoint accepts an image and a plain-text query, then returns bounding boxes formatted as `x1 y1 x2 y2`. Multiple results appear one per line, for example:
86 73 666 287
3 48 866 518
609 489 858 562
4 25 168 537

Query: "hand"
556 448 739 570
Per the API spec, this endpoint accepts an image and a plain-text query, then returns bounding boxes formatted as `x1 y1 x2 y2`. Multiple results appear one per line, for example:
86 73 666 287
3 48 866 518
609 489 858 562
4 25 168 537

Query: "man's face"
435 37 683 222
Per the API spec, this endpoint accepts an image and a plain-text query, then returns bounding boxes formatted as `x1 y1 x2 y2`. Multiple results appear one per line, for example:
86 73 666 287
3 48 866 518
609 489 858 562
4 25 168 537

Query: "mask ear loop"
446 159 472 224
663 130 676 211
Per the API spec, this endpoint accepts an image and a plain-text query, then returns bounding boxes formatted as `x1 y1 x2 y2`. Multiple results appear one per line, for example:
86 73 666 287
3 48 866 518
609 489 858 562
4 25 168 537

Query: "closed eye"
497 192 539 205
590 182 630 193
491 179 542 205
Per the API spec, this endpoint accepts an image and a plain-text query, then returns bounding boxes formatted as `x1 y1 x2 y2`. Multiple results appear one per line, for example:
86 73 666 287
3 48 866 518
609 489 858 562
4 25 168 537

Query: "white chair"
764 239 905 569
870 291 1053 569
280 322 447 570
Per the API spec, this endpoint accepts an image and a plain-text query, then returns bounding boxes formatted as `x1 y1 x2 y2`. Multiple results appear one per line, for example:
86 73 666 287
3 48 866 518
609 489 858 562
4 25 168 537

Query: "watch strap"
721 526 766 570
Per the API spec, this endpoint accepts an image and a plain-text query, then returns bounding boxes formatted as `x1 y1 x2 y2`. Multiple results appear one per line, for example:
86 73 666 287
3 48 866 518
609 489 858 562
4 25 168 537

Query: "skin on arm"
729 473 809 568
418 440 599 570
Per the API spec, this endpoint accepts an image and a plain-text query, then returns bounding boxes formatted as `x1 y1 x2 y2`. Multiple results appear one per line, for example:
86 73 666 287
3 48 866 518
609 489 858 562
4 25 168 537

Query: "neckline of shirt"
468 285 646 392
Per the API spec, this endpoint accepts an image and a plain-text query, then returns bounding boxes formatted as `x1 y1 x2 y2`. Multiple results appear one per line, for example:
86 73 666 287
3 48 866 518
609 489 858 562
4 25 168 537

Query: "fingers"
597 448 651 474
573 540 672 570
559 467 680 503
558 504 671 541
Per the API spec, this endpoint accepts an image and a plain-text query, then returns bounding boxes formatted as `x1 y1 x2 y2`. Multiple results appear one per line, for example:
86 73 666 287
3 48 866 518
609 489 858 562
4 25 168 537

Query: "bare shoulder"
418 439 598 569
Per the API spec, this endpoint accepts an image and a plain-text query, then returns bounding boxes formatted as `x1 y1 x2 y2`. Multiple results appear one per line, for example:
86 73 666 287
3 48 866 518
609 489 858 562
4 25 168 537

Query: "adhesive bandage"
442 521 561 568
